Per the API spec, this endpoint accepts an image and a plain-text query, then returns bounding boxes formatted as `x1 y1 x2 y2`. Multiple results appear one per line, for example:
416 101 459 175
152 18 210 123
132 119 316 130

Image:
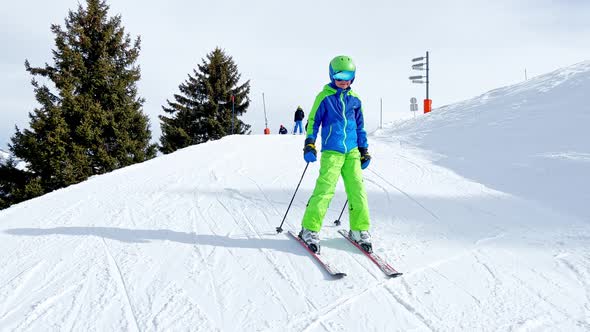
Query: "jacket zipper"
340 91 348 153
324 125 333 145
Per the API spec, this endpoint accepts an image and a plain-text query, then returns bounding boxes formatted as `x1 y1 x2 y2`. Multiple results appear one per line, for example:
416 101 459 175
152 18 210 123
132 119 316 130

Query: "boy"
299 55 373 253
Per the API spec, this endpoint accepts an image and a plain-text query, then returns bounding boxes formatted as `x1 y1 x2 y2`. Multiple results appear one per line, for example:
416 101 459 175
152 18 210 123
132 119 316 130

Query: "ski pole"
333 200 347 226
276 163 309 233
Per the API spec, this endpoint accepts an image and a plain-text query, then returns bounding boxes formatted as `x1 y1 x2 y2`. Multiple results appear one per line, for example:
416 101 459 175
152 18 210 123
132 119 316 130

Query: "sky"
1 0 589 150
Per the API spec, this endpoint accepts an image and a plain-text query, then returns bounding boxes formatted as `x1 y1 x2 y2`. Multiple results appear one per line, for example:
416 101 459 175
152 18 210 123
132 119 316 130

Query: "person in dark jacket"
279 124 288 134
293 106 305 134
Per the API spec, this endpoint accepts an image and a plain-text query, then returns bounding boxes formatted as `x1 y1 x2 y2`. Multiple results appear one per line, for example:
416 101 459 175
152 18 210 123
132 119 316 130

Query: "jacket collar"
326 83 351 94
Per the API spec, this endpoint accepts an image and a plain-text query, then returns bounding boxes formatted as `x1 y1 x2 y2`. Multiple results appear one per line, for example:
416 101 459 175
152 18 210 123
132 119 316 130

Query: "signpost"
412 63 425 70
410 97 418 118
409 51 431 113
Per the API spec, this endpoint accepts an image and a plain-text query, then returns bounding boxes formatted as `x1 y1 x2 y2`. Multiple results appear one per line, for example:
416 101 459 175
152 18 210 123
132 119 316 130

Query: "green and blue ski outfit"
301 82 371 232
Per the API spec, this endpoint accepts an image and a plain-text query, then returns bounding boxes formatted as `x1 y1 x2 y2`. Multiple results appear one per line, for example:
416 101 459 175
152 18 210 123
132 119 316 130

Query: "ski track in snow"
210 166 334 331
384 283 437 331
101 237 140 331
368 168 441 221
292 279 390 332
191 178 229 331
0 261 46 322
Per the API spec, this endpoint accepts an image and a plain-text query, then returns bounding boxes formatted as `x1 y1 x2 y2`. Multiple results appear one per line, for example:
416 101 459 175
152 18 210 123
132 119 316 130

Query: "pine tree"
0 159 42 210
159 47 251 153
4 0 156 208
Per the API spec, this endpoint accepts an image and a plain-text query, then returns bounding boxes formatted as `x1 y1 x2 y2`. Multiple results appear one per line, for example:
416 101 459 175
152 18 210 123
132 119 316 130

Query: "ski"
338 229 403 278
288 231 346 278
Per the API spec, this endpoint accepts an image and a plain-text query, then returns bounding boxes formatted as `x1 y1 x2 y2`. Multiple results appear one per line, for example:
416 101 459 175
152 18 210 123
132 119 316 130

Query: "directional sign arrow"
409 75 424 80
412 56 425 62
412 80 425 84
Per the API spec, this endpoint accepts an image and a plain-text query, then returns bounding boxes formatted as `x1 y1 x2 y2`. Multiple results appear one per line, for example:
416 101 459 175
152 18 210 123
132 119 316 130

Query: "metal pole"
276 163 310 233
333 200 348 226
262 93 268 128
426 51 430 100
380 98 383 129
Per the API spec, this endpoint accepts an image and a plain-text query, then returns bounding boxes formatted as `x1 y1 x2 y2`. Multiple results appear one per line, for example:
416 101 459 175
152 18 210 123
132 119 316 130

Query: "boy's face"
334 79 351 89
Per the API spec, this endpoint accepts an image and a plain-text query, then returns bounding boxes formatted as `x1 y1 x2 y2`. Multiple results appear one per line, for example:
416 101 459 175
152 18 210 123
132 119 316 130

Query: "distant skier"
299 55 373 253
278 124 288 135
293 106 305 135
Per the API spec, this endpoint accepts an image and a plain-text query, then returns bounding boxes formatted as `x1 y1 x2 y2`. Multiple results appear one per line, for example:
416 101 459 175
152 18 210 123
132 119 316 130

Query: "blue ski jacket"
306 83 368 153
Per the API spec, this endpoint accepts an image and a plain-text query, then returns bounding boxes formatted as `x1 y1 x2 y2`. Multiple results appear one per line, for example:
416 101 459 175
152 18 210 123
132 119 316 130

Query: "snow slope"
382 60 590 221
1 62 590 331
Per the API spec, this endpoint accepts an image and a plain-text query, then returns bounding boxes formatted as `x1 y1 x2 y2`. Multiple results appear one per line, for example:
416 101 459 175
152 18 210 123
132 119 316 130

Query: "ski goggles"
332 70 355 81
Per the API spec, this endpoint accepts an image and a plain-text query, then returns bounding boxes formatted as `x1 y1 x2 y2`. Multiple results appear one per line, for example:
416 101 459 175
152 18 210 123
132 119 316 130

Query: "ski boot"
349 230 373 253
299 228 320 254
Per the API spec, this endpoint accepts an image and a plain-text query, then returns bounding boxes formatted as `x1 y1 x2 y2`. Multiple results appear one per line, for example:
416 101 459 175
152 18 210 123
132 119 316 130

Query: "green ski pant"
302 148 370 232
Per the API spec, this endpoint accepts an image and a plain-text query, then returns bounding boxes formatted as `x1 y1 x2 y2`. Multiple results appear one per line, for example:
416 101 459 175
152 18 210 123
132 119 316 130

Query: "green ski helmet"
329 55 356 82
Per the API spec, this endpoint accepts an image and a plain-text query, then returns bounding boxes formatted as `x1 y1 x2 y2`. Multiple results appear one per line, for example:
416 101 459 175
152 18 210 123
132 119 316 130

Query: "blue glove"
303 138 317 163
359 147 371 170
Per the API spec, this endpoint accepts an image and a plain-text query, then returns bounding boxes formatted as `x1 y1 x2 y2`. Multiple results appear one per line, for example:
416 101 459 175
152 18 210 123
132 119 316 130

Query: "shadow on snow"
4 226 308 256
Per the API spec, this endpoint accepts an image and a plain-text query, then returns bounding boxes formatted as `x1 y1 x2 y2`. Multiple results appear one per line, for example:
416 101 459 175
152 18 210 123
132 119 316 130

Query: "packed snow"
1 61 589 331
